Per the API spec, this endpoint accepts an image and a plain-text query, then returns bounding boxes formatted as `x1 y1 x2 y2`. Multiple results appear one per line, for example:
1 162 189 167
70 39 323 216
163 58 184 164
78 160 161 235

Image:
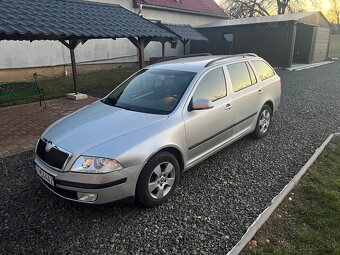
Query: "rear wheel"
253 104 272 139
136 152 180 207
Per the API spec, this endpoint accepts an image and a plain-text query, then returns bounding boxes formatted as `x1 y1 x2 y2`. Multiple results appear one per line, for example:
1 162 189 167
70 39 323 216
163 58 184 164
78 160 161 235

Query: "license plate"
36 165 55 186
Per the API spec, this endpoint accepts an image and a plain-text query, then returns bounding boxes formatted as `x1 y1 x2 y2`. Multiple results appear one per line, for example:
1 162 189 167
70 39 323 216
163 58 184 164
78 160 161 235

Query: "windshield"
102 69 197 115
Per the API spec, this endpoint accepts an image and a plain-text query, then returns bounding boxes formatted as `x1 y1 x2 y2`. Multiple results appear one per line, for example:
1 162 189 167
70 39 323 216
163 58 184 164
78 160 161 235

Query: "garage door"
311 27 330 63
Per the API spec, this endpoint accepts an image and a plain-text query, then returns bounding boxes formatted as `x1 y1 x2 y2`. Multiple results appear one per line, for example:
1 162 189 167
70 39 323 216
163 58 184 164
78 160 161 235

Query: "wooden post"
161 40 166 59
182 39 189 55
60 39 81 94
69 48 78 94
138 38 145 69
128 37 152 69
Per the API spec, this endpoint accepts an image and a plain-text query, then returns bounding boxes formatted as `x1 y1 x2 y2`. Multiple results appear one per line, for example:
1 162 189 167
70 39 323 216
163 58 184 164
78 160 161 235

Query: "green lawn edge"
244 136 340 255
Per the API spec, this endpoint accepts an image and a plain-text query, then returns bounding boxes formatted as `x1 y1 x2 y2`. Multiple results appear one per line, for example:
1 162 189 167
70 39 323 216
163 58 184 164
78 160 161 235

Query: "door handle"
225 104 232 110
258 89 263 95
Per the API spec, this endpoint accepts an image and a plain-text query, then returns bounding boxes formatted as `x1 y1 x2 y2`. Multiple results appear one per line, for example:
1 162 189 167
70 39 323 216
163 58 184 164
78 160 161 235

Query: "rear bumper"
274 97 281 113
34 157 143 204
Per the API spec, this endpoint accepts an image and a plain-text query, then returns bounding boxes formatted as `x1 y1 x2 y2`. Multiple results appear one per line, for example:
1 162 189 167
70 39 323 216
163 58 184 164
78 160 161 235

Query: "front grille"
36 139 70 170
40 178 78 200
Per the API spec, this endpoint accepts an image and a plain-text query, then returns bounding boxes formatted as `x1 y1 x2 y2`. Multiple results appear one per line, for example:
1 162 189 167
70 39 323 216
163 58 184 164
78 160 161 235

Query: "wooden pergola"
156 23 209 58
0 0 175 94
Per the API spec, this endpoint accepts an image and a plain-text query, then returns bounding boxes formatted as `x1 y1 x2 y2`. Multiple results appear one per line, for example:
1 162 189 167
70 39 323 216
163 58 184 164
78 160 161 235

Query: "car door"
183 66 234 165
250 59 280 109
225 61 261 137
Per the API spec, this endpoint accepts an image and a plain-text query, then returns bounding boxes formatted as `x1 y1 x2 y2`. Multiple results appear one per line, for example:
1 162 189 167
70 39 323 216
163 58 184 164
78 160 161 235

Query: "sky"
214 0 223 6
214 0 333 13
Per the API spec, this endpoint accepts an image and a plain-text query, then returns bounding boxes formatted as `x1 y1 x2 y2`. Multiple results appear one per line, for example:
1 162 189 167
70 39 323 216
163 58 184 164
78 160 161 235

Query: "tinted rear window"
252 60 275 81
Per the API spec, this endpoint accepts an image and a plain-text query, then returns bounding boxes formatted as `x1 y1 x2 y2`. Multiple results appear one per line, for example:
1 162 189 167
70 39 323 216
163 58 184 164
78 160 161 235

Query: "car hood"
43 101 168 153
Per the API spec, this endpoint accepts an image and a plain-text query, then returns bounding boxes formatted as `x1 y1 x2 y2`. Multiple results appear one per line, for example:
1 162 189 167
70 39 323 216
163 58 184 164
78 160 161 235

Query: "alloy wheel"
148 162 176 199
259 109 271 133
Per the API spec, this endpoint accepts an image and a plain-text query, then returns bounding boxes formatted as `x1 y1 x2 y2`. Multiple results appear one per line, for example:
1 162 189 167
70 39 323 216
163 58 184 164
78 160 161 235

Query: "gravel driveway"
1 61 339 255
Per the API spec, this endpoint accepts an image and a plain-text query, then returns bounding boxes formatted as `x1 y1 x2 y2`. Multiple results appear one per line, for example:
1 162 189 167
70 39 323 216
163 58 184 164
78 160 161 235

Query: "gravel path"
1 61 339 255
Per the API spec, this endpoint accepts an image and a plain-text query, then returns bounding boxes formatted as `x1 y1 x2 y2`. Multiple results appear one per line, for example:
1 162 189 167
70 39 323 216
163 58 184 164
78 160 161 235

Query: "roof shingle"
0 0 175 41
157 23 208 41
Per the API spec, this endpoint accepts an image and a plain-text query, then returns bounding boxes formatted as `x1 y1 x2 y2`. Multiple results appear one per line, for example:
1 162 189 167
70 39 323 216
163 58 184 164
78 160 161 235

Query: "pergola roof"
157 23 208 42
0 0 175 41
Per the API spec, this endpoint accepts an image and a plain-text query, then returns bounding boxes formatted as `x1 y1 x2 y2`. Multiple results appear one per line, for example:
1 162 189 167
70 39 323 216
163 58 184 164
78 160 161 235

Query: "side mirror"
191 98 214 110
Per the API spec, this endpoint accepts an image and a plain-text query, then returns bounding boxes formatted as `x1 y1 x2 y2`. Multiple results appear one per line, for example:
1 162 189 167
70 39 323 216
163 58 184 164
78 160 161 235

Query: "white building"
0 0 225 81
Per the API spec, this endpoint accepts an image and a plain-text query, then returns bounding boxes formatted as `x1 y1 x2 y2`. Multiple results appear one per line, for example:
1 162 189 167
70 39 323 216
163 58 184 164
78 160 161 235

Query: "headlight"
71 156 123 173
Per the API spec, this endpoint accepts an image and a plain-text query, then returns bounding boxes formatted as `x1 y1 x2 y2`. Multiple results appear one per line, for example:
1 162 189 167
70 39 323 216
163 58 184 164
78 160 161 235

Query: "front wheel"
253 104 272 139
136 152 180 207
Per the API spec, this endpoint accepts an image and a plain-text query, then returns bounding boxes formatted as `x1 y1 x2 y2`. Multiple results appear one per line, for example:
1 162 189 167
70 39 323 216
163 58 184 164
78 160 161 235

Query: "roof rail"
153 53 212 64
205 53 258 67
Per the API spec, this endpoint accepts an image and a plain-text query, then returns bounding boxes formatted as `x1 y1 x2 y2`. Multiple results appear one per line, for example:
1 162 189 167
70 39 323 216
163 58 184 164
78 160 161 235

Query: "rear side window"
227 62 253 92
193 67 227 102
252 60 275 81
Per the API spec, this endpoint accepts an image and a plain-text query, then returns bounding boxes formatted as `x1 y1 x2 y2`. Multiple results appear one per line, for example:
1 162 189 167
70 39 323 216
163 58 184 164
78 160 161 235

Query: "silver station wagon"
34 54 281 207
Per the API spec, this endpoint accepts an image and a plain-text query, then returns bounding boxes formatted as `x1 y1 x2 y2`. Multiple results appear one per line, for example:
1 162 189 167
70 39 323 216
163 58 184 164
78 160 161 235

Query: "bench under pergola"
0 0 176 94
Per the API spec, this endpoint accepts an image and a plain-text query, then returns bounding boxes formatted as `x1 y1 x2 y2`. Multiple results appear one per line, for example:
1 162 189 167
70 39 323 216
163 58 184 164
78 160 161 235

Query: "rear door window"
227 62 253 92
251 60 275 81
193 67 227 102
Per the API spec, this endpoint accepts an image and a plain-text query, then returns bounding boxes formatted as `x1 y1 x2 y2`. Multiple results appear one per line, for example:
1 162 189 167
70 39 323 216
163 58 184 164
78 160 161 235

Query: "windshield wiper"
102 98 133 111
102 97 115 106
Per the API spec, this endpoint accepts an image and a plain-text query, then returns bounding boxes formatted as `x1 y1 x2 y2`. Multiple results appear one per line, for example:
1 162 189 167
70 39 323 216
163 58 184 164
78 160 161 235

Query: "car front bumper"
33 156 143 204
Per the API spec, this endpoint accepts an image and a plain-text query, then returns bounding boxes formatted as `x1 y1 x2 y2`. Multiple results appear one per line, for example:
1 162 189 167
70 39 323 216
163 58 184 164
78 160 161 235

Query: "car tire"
136 151 180 207
253 104 272 139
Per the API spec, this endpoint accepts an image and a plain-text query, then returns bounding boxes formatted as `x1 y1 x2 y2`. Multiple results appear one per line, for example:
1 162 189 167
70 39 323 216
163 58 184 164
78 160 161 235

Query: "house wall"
191 21 297 68
0 0 223 81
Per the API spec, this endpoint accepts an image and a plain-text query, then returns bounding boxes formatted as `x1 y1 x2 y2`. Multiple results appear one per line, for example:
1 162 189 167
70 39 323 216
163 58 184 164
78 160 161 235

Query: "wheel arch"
264 100 274 113
146 146 185 171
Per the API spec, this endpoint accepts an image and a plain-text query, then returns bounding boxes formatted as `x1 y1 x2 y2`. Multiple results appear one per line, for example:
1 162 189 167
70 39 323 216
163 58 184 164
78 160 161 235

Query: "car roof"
148 54 261 73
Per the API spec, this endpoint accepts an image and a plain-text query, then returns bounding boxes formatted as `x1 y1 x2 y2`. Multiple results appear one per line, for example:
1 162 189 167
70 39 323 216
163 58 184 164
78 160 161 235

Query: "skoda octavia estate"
34 54 281 207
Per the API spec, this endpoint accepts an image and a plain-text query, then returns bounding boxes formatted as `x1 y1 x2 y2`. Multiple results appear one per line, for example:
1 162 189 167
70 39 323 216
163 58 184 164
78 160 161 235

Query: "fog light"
77 192 98 202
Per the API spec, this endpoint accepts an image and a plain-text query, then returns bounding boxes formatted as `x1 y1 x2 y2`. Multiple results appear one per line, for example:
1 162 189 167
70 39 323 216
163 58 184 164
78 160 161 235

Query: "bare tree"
222 0 304 18
276 0 290 14
222 0 273 18
330 0 340 24
310 0 340 24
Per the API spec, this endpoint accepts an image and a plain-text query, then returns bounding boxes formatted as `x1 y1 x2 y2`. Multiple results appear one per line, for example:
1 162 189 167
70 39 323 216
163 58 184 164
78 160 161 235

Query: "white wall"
0 0 223 70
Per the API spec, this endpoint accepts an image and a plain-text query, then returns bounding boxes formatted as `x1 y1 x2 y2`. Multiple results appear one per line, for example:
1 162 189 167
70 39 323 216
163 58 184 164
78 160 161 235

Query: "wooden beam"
128 37 140 50
59 40 70 48
69 38 81 50
144 37 153 48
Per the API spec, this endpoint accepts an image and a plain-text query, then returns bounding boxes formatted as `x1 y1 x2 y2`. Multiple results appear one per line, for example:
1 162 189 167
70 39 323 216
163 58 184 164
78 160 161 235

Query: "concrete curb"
287 61 333 71
227 133 339 255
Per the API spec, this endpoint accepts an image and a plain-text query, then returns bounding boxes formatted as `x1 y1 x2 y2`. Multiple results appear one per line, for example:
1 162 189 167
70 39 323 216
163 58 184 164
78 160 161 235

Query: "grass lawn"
0 67 137 107
330 35 340 58
241 136 340 255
